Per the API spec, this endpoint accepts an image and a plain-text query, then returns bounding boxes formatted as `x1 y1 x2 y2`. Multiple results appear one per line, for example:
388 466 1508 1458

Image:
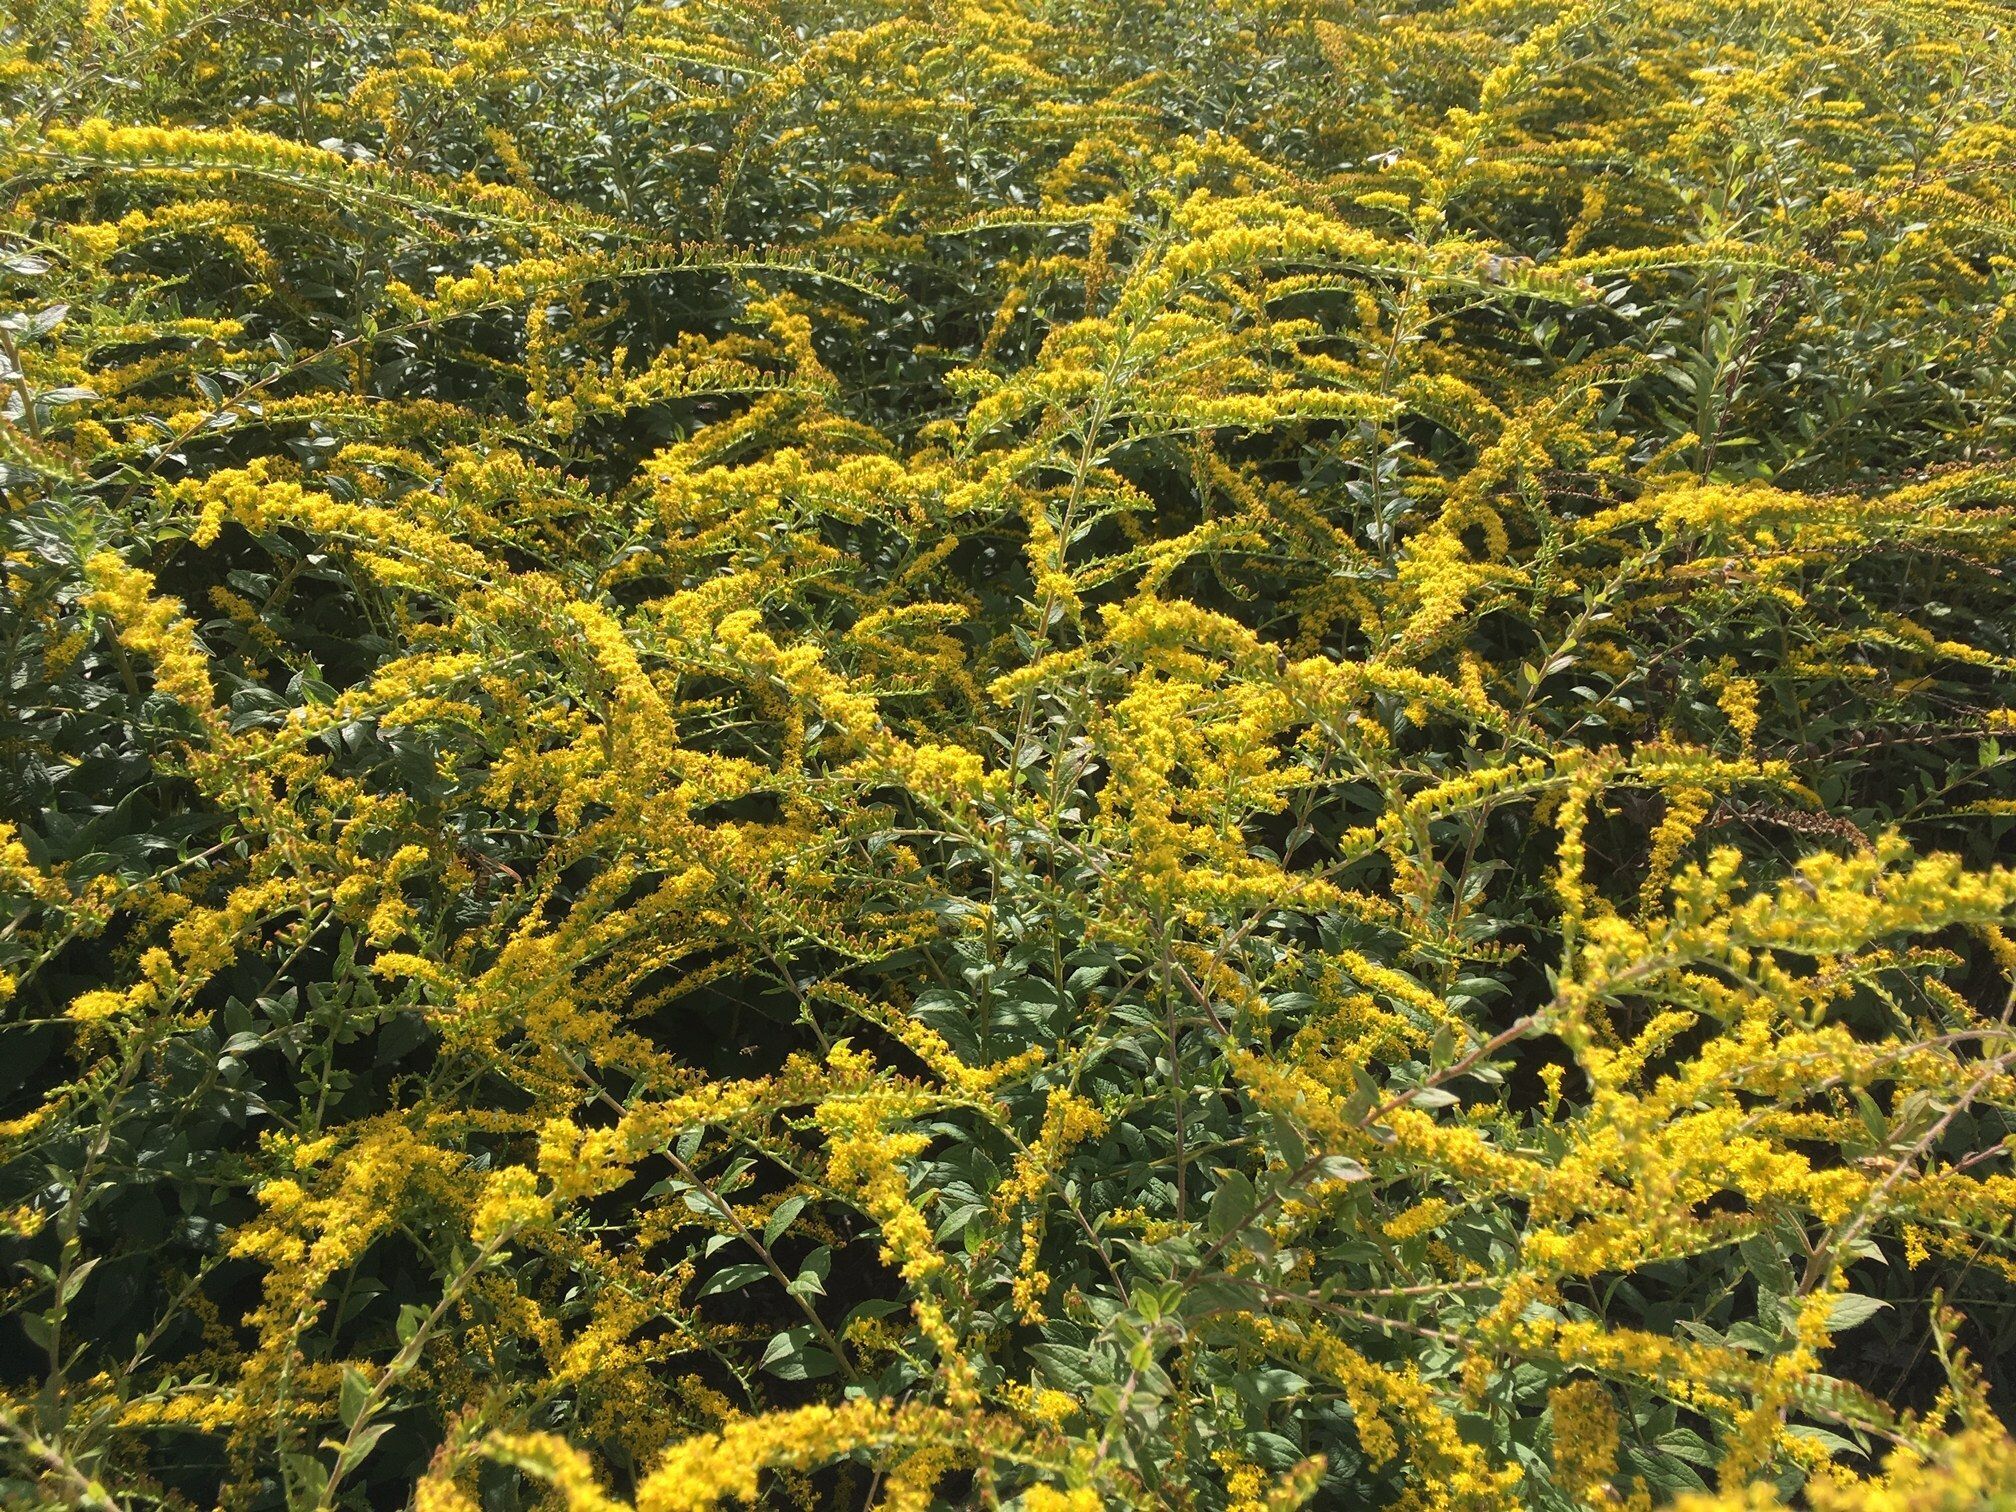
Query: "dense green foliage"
6 1 2016 1509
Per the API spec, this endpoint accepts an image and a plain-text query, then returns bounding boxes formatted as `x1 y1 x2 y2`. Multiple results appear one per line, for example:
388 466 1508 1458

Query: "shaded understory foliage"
5 0 2016 1508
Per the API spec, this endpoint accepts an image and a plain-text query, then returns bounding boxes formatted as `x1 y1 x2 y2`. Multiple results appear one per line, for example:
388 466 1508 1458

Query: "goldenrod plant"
5 0 2016 1507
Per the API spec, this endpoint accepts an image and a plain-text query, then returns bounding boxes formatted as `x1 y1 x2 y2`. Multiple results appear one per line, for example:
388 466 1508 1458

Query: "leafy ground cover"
6 1 2016 1508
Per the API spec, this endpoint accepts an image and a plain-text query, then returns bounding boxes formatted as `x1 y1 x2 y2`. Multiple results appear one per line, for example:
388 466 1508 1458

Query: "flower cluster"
4 0 2016 1508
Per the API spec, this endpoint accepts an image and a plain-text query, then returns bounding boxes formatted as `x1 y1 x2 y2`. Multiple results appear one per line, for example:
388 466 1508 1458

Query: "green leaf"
1309 1155 1370 1184
337 1365 371 1430
1654 1427 1715 1466
335 1420 395 1476
1785 1424 1863 1458
764 1195 807 1247
59 1255 100 1305
1825 1293 1891 1333
282 1452 329 1511
760 1325 837 1380
788 1245 832 1298
1208 1170 1257 1238
696 1263 769 1299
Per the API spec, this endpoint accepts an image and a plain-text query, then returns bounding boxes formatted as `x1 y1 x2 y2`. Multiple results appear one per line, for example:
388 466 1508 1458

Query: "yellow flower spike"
631 1401 1027 1512
480 1432 630 1512
82 552 216 715
14 4 2016 1509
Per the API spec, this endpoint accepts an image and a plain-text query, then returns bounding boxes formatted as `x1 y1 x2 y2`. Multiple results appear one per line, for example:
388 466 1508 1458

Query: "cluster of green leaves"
6 1 2016 1510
